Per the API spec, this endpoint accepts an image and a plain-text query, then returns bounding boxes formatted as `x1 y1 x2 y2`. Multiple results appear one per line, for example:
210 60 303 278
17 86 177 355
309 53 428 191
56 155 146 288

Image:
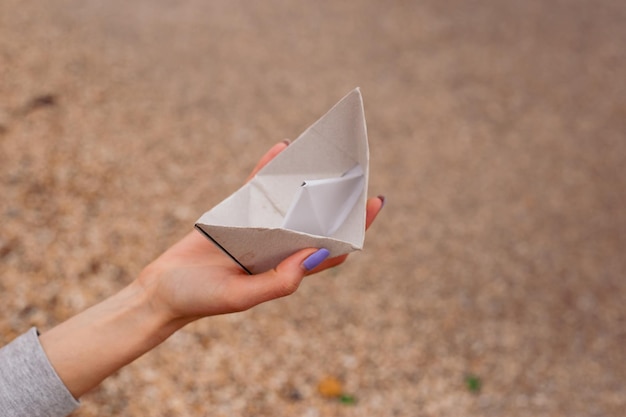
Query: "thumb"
242 248 331 307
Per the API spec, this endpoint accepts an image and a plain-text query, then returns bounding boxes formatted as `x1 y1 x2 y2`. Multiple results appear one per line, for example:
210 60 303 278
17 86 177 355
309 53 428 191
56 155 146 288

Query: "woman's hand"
40 140 384 398
137 140 384 327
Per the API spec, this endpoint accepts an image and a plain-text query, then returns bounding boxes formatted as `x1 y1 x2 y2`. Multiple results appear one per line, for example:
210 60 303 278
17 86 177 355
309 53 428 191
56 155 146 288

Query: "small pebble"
317 376 343 398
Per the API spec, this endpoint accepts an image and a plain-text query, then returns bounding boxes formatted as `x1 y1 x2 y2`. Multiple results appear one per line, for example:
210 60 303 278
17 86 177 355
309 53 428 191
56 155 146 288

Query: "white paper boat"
195 88 369 274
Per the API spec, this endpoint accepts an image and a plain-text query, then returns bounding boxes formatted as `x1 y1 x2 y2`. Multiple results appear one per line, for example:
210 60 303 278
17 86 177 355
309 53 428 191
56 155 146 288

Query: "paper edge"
194 224 253 274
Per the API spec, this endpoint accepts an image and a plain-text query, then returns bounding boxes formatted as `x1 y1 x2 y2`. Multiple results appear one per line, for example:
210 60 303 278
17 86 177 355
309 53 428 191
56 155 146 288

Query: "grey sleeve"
0 328 80 417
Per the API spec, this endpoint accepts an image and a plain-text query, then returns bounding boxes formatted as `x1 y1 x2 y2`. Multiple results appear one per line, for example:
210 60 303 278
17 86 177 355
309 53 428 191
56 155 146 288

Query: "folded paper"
195 88 369 274
282 164 365 236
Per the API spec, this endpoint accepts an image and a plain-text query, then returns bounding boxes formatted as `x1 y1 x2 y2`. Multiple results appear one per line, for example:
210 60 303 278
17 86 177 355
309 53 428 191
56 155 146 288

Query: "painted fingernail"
302 248 330 271
282 139 291 146
378 195 386 208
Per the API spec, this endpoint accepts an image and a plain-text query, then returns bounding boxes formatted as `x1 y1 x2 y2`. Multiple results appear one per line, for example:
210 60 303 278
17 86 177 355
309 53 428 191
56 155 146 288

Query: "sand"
1 1 624 416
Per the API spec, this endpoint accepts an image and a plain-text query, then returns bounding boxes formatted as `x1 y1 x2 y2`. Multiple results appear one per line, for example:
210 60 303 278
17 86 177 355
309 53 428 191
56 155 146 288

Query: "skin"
40 141 384 398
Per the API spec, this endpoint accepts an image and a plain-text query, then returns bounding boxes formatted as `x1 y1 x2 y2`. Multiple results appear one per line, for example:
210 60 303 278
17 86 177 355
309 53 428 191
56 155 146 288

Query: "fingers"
226 196 385 310
232 247 323 310
246 140 290 182
366 195 385 230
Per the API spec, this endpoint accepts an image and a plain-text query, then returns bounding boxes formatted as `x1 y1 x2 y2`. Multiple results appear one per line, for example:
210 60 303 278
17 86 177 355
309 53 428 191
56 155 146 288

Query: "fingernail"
282 139 291 146
302 248 330 271
378 195 386 208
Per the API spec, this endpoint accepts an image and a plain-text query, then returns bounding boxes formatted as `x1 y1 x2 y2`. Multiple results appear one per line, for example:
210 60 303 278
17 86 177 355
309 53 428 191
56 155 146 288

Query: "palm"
147 230 255 318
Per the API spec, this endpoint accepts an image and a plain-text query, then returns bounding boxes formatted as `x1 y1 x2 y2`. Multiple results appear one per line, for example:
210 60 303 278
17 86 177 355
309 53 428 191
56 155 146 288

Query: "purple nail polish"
303 248 330 271
378 195 386 208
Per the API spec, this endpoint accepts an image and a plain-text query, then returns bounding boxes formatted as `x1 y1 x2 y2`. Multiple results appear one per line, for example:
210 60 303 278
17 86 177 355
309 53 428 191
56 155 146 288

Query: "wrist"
114 280 181 345
134 262 198 334
40 280 185 398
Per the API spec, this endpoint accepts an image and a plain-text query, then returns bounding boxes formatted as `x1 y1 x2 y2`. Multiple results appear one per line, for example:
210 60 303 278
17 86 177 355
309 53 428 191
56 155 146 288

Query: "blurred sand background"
1 0 625 416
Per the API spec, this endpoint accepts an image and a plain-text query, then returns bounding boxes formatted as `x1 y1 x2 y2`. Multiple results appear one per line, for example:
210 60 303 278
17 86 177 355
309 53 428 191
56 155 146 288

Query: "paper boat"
195 88 369 274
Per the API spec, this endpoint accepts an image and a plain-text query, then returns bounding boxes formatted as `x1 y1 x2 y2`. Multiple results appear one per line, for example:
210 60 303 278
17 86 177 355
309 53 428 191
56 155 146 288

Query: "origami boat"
195 88 369 274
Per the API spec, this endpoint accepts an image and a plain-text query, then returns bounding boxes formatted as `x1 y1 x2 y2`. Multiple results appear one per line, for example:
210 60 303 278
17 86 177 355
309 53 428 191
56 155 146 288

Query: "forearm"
39 281 183 398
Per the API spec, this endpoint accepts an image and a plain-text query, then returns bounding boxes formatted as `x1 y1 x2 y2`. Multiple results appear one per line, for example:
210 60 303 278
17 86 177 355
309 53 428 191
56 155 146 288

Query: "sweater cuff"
0 327 80 417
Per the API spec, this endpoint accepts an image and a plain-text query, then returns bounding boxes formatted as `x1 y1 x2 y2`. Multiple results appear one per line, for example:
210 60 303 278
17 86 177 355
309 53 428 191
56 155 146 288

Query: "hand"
39 140 384 399
137 140 384 327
